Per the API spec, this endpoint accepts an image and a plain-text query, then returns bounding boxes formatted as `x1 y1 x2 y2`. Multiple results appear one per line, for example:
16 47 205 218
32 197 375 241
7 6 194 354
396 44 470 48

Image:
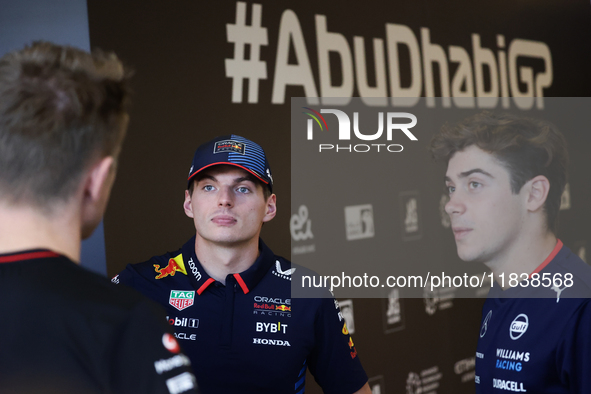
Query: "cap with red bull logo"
187 135 273 192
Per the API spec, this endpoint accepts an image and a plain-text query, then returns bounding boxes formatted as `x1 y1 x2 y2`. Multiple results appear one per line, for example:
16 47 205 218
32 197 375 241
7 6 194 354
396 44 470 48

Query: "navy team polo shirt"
115 237 368 394
475 241 591 393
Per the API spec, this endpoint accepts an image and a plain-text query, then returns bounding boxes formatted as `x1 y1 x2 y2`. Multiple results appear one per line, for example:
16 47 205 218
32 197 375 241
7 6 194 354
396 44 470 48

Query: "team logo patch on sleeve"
273 260 296 280
154 254 188 279
169 290 195 311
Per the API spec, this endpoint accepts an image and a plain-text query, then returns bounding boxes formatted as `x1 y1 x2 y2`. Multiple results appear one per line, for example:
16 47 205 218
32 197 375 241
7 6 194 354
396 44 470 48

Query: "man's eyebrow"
198 174 217 182
445 168 494 182
234 176 257 184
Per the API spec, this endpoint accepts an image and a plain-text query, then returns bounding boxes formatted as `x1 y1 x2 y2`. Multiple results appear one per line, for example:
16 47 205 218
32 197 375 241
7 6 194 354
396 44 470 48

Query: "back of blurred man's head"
0 41 131 212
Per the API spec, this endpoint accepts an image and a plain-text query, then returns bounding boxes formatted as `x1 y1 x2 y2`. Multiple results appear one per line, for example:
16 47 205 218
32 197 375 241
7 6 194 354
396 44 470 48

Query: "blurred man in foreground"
0 42 198 394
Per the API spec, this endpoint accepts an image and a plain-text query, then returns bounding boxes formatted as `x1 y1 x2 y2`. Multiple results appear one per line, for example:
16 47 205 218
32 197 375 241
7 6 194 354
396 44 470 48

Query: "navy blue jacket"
115 237 368 394
476 242 591 393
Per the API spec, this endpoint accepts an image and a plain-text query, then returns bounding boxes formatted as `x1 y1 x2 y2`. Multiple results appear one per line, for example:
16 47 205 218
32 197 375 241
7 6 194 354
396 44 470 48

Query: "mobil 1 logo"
167 316 199 329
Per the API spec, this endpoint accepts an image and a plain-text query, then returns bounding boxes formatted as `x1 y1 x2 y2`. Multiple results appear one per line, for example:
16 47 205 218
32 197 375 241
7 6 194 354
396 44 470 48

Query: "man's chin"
456 246 479 263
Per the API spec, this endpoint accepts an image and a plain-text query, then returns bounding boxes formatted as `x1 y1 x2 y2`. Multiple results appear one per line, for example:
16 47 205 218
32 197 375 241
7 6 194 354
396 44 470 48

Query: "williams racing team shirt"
476 241 591 393
114 237 368 394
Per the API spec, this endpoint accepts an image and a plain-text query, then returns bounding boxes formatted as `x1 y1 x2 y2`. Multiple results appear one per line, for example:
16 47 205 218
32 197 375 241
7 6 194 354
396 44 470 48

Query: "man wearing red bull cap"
115 135 371 394
0 42 198 393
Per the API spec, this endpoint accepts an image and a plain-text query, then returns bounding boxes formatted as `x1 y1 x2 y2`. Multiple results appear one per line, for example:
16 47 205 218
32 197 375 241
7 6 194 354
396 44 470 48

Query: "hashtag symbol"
225 2 268 103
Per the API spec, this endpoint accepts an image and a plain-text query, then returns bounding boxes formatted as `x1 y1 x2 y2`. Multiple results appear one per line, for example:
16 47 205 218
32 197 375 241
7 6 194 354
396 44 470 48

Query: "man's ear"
262 194 277 223
84 156 115 204
525 175 550 213
183 190 194 218
80 156 115 239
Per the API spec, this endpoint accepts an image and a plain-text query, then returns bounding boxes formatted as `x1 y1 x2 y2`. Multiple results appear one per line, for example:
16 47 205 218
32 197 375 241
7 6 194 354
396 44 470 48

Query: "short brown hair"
0 41 131 207
430 111 568 233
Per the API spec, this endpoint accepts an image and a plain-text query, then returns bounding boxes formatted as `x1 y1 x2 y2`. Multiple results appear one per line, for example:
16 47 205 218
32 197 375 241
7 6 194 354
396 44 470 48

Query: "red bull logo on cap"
153 254 188 279
213 140 245 154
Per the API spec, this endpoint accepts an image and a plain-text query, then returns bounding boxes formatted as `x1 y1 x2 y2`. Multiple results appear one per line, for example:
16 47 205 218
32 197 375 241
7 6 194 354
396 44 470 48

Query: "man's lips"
211 215 237 225
452 227 472 240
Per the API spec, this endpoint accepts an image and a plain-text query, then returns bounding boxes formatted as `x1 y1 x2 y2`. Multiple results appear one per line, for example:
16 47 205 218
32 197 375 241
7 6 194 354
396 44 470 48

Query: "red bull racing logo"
213 140 245 154
169 290 195 311
252 296 292 317
154 255 188 279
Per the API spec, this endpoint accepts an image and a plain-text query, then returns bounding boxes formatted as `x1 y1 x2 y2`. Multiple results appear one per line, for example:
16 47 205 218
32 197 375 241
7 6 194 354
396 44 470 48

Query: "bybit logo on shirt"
255 321 288 334
303 107 417 153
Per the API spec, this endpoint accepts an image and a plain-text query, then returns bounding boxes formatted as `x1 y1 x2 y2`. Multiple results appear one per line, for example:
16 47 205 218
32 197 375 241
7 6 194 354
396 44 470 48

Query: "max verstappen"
114 135 371 394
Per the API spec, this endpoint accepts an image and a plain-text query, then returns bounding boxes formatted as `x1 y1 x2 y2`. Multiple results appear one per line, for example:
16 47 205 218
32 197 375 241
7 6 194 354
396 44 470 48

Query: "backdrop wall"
86 1 591 393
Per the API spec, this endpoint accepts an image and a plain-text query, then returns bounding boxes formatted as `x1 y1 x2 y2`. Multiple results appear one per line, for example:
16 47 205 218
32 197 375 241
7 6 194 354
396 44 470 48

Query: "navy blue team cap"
187 135 273 192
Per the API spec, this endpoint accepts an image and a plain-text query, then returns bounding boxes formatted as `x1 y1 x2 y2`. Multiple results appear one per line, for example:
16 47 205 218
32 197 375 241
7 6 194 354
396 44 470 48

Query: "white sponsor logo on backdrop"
345 204 375 241
454 356 476 384
383 288 405 333
405 198 419 232
290 205 314 241
423 283 456 315
339 299 355 334
560 183 571 210
291 205 316 255
368 376 385 394
406 366 443 394
387 289 401 324
400 191 421 241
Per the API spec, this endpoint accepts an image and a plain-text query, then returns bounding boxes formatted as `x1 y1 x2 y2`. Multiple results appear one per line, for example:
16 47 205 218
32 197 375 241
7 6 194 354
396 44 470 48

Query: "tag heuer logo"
169 290 195 311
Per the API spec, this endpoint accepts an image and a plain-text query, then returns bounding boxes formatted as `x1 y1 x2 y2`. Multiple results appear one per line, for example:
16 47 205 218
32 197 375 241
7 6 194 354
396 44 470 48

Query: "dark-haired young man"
0 42 198 393
115 135 371 394
430 112 591 393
